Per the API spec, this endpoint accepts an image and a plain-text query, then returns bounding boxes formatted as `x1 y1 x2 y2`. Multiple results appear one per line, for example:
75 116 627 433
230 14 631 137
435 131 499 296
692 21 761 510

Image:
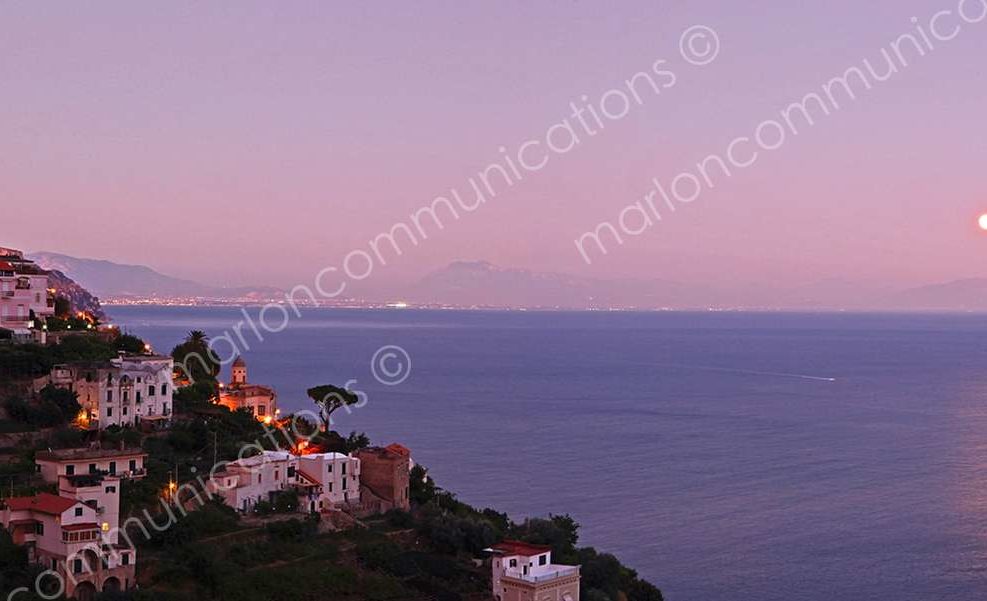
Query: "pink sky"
2 1 986 292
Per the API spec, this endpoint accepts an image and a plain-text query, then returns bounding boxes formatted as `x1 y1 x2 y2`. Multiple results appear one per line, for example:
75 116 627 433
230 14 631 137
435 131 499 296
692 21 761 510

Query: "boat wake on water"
656 363 837 382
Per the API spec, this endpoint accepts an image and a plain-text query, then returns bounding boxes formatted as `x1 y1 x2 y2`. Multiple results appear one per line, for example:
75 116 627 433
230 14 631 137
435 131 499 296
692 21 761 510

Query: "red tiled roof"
385 443 411 458
5 493 79 516
62 522 100 532
490 540 552 557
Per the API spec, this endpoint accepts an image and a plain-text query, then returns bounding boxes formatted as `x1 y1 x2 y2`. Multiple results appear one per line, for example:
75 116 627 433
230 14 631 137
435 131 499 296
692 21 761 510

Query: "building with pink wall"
0 247 53 336
0 491 135 600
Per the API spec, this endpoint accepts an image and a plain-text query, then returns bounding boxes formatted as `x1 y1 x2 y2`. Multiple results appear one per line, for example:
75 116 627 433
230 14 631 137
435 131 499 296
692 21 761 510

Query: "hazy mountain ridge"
27 253 987 310
30 252 281 299
411 261 987 311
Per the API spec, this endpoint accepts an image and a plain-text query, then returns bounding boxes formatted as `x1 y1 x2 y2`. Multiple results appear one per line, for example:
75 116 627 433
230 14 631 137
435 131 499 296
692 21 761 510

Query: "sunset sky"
2 1 985 292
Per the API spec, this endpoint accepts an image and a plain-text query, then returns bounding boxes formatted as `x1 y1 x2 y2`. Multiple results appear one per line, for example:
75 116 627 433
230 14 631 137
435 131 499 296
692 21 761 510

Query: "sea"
107 306 987 601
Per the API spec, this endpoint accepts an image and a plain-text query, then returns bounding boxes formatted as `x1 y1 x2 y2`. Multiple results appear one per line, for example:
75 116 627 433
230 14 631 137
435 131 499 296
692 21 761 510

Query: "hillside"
29 252 280 300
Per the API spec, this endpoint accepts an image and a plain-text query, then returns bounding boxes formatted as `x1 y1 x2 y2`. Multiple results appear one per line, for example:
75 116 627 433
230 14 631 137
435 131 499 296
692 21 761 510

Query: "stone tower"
231 356 247 387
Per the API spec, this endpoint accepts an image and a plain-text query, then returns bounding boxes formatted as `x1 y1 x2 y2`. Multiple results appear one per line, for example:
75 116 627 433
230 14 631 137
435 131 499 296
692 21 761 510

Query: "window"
129 459 137 472
89 463 97 474
163 403 169 415
123 391 129 402
275 470 280 481
539 555 548 566
51 558 58 570
258 405 266 416
122 407 128 416
109 462 116 475
75 507 83 517
161 384 167 396
66 464 75 476
105 486 116 493
327 464 333 473
106 390 113 402
122 554 129 566
509 559 518 568
342 463 347 475
287 466 296 477
136 391 141 403
73 559 83 574
35 522 44 535
342 477 347 490
106 407 112 417
148 386 155 397
328 482 333 492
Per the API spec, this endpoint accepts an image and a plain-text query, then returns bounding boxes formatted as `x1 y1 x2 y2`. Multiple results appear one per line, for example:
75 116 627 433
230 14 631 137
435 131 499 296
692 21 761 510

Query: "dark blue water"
108 306 987 601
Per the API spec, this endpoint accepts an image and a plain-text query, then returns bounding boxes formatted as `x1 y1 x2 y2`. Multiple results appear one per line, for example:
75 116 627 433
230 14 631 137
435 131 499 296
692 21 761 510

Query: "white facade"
209 450 361 513
489 541 581 601
36 448 148 483
52 354 174 430
298 452 361 508
0 247 53 332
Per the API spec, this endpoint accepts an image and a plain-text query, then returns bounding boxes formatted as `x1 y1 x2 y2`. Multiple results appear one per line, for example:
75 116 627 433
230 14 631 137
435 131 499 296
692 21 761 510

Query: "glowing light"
263 415 273 425
101 523 109 532
979 214 987 231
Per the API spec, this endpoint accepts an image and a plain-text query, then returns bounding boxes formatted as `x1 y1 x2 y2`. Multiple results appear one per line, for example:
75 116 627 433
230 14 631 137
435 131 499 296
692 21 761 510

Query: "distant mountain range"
407 261 987 311
26 252 987 311
29 252 281 300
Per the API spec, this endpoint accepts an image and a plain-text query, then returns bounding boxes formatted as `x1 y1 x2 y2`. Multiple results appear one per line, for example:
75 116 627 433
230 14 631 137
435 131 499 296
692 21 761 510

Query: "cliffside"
46 268 106 320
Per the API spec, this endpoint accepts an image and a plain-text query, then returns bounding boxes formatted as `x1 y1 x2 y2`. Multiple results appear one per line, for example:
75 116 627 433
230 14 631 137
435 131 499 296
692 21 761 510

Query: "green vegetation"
3 384 81 428
171 330 220 385
0 331 148 380
409 466 664 601
307 384 362 431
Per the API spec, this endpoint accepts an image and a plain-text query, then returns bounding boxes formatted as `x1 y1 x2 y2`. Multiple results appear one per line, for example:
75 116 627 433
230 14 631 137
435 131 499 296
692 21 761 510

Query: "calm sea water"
108 306 987 601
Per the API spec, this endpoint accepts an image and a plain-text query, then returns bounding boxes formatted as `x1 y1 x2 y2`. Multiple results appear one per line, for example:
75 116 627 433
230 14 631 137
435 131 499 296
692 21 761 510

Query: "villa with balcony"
488 540 581 601
0 246 54 338
0 492 135 600
49 354 174 431
35 446 148 483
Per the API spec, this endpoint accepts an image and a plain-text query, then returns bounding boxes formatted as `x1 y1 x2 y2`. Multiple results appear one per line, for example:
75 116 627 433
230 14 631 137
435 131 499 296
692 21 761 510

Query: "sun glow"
979 214 987 231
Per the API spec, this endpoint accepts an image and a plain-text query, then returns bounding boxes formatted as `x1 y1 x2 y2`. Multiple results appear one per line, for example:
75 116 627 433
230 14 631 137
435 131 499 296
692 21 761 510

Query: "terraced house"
50 353 175 430
0 247 54 338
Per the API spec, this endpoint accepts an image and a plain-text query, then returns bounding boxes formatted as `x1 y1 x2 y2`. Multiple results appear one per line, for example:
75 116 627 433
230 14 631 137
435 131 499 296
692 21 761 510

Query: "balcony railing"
503 566 580 584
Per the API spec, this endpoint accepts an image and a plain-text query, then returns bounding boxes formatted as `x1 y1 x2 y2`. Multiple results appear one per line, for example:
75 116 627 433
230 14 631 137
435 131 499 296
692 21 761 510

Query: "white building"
488 541 581 601
51 354 174 430
0 247 53 335
35 447 148 482
209 450 361 514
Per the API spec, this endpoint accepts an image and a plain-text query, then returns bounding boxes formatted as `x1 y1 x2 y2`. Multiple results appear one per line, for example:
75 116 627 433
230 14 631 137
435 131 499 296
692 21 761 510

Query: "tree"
39 383 81 420
171 330 220 385
114 334 148 354
306 385 360 431
53 296 72 318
